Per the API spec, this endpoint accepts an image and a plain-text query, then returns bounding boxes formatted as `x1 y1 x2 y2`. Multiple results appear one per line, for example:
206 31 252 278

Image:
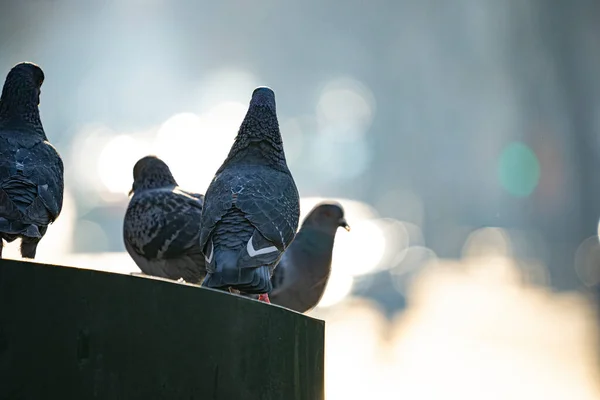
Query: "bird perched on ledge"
0 62 64 259
123 155 206 283
199 87 300 303
270 202 350 313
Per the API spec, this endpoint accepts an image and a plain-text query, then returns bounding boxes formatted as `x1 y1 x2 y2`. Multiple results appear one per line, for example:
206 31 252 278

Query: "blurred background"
2 0 600 398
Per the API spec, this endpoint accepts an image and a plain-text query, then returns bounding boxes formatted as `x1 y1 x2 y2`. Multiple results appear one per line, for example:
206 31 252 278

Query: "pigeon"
199 87 300 303
270 202 350 313
123 155 207 283
0 62 64 259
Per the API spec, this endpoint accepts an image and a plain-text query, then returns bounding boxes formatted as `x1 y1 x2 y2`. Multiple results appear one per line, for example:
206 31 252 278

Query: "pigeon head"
241 86 278 133
250 87 276 112
130 155 178 195
0 62 45 129
3 63 44 99
222 86 288 169
303 202 350 233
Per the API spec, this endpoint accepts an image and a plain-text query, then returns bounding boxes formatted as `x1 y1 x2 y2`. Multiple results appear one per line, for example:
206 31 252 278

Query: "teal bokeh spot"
498 142 540 197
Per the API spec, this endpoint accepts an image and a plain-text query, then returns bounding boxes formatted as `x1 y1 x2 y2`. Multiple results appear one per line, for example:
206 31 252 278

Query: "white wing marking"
205 241 214 264
247 236 278 258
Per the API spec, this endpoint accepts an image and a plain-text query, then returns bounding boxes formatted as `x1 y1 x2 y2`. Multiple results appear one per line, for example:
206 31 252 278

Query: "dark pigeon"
199 87 300 303
270 202 350 313
123 155 207 283
0 62 64 259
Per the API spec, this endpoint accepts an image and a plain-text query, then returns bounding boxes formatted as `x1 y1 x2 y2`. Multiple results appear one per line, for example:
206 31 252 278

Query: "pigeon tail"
203 249 273 294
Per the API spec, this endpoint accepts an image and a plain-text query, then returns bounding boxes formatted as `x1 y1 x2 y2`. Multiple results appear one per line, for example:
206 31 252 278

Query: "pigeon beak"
128 186 134 196
339 218 351 232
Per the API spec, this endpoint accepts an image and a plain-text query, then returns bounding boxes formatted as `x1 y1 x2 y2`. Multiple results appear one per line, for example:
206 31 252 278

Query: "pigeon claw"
258 293 271 304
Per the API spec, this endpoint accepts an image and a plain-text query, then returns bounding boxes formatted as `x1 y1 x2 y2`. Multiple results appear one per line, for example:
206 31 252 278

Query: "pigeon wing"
0 132 64 225
199 166 299 254
30 140 64 222
125 188 204 260
235 168 300 250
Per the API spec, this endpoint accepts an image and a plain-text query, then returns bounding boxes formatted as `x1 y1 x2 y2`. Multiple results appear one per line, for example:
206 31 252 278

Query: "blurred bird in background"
271 201 350 313
123 155 206 283
0 62 64 259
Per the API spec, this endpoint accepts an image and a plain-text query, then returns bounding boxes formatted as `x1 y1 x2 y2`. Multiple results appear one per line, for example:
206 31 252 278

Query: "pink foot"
258 293 271 303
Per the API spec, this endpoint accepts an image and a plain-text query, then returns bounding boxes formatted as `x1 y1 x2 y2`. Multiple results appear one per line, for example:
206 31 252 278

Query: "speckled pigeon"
270 202 349 313
123 155 206 283
199 87 300 303
0 62 64 259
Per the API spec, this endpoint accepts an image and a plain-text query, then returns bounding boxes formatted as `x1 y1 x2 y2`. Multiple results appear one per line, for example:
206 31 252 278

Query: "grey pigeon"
0 62 64 259
270 202 350 313
123 155 206 283
199 87 300 303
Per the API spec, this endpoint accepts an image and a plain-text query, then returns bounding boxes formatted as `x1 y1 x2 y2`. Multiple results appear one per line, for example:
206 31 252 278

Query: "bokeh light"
332 218 386 276
69 124 118 194
153 112 206 190
518 258 552 287
390 258 600 400
74 219 110 253
98 134 152 194
375 188 425 227
280 117 306 164
574 236 600 288
59 251 140 275
391 246 438 296
461 227 512 259
316 76 376 141
153 103 246 193
299 197 378 222
498 141 541 197
193 68 259 110
309 134 371 181
312 300 388 398
316 266 354 308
